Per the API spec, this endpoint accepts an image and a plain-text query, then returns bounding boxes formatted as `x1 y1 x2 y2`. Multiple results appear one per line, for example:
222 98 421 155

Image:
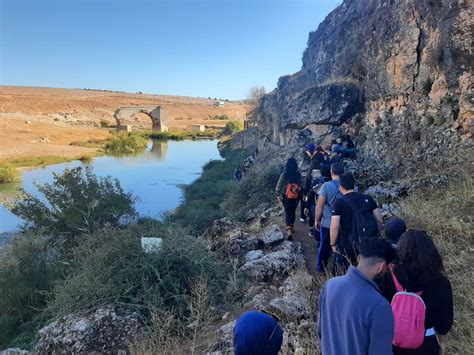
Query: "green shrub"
105 132 148 155
0 164 20 184
100 119 111 128
0 232 63 349
10 166 136 252
222 120 244 136
47 226 230 320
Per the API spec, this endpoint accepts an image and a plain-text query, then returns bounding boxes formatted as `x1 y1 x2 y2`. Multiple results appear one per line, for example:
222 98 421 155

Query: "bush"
10 166 136 252
100 119 111 128
0 232 63 349
222 120 244 136
224 163 281 220
47 225 230 320
104 132 148 155
0 164 20 183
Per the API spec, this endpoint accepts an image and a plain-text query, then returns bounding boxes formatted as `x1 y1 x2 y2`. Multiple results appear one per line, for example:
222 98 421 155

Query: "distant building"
117 124 132 132
213 101 225 107
191 124 206 132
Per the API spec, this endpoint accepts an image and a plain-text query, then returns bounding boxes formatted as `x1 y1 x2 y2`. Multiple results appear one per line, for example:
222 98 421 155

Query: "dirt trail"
292 212 318 276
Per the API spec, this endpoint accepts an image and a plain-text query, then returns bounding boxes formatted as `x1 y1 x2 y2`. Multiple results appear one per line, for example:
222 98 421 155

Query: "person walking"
314 163 344 273
378 230 453 355
330 173 383 271
276 157 302 240
233 310 283 355
318 238 395 355
299 143 317 222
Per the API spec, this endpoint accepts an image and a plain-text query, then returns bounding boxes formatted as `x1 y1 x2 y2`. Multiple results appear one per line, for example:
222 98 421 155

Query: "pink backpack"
391 271 426 349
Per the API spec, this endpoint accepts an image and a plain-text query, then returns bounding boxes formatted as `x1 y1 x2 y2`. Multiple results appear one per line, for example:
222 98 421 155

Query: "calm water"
0 140 221 233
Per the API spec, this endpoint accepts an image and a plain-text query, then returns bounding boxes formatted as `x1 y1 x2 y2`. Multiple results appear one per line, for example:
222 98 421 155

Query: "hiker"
233 167 243 182
299 143 317 222
233 310 283 355
330 173 383 272
331 139 342 154
378 230 453 355
303 168 324 238
276 157 302 240
318 238 396 355
314 163 345 273
342 134 357 159
384 217 407 248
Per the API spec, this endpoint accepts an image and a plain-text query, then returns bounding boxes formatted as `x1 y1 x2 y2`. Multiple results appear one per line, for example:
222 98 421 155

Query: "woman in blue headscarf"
233 311 283 355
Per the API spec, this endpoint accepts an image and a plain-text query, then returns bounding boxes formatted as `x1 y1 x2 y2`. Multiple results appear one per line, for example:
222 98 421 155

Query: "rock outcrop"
255 0 473 177
35 306 145 354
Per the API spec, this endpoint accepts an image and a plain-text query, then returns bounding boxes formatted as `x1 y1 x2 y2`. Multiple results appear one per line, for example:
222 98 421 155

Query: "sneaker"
299 217 305 223
308 231 314 238
286 227 293 240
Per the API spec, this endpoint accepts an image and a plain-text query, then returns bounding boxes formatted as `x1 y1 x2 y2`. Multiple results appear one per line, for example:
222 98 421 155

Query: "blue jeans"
317 227 331 273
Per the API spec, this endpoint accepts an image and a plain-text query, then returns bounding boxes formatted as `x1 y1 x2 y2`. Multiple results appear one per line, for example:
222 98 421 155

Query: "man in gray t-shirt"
315 163 344 273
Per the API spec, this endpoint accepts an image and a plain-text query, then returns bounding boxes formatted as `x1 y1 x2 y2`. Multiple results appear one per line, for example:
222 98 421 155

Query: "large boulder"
207 218 261 258
35 306 145 354
240 241 305 282
258 225 285 247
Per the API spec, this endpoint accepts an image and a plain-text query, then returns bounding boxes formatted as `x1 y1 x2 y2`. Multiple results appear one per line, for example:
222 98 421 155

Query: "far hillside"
0 86 251 162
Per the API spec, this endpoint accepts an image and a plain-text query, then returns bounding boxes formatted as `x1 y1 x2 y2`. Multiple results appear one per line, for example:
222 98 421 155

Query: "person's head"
397 229 445 281
284 157 299 181
306 142 315 153
330 163 344 179
358 238 395 280
331 139 337 145
338 173 355 194
384 218 407 246
320 164 331 180
233 311 283 355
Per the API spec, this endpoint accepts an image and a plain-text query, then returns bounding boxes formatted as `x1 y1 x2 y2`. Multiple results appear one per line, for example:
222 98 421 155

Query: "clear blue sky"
0 0 340 99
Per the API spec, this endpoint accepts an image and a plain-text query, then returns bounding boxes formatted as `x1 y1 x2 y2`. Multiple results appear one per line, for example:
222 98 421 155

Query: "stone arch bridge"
113 106 168 132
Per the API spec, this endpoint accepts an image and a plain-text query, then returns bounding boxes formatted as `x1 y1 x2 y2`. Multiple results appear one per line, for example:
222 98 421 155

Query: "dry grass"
399 176 474 354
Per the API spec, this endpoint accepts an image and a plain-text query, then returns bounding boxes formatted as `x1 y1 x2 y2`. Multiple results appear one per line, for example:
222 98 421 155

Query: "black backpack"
342 194 379 249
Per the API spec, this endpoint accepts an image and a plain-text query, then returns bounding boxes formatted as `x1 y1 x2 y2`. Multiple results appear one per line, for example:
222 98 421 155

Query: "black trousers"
394 336 440 355
282 198 298 227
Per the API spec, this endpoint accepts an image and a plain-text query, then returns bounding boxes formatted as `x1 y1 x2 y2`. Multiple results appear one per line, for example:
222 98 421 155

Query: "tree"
10 166 136 251
246 85 266 107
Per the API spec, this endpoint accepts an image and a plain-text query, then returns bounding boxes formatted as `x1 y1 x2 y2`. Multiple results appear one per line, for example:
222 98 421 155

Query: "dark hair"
384 218 407 244
284 157 300 183
359 238 395 264
396 229 445 281
320 164 331 179
339 173 355 190
330 163 344 176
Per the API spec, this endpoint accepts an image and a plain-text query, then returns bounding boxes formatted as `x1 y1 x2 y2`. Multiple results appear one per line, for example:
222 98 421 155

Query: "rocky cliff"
255 0 473 178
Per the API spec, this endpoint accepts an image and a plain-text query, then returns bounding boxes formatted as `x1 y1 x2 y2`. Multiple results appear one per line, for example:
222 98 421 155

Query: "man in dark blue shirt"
318 238 395 355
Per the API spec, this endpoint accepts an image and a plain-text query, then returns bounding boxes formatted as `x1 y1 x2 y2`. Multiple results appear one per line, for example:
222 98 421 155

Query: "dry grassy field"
0 86 250 164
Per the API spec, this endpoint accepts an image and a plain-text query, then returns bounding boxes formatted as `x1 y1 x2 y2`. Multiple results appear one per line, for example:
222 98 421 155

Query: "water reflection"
0 140 220 233
150 141 168 160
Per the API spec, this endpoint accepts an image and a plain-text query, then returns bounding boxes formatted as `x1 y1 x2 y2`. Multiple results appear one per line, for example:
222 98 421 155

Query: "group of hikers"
233 152 257 182
232 138 453 355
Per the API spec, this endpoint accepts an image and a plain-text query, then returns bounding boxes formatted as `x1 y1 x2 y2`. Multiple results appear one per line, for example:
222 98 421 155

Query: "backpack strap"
391 271 405 292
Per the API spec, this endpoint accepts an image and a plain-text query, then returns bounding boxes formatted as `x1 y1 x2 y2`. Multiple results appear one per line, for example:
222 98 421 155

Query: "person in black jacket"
378 229 453 355
276 157 302 240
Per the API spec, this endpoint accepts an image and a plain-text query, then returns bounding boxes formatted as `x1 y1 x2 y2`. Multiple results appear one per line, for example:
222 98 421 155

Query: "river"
0 139 222 233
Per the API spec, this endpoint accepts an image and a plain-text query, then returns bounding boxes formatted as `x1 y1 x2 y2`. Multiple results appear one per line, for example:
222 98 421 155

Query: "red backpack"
285 183 300 200
391 271 426 349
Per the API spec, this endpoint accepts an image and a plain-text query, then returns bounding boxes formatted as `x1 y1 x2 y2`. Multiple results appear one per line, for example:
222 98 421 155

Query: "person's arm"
315 194 326 230
275 174 284 201
437 334 447 355
434 278 453 354
368 303 394 355
373 208 383 232
329 215 340 253
317 283 327 339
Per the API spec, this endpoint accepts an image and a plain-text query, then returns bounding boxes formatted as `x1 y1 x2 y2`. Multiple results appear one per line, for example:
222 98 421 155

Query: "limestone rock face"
255 0 473 176
240 241 305 282
35 306 145 354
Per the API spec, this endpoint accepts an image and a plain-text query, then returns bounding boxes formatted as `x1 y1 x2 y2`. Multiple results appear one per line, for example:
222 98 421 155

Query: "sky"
0 0 340 100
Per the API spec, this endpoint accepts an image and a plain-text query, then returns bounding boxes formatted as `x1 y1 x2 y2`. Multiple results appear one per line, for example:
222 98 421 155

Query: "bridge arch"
113 106 168 132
